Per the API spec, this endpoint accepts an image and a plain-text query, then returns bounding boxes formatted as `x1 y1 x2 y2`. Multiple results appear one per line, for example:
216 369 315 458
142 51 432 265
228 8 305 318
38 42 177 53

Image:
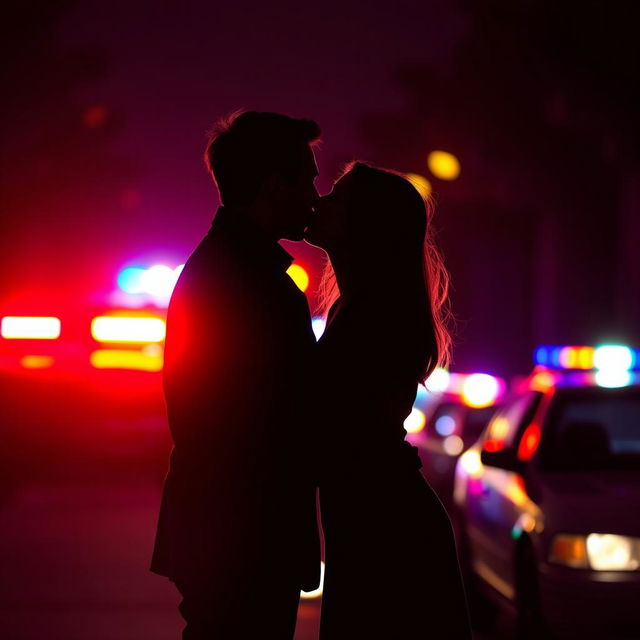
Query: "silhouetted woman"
306 162 472 639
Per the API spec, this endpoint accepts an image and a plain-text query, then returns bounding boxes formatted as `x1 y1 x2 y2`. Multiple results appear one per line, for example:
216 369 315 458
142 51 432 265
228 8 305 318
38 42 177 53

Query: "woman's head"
307 162 425 256
307 161 451 379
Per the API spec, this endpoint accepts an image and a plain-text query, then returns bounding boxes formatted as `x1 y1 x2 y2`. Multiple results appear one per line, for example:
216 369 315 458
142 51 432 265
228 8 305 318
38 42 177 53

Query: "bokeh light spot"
443 435 464 456
425 367 450 393
21 355 55 369
461 373 500 408
141 265 179 298
404 408 426 433
435 415 456 437
427 150 461 180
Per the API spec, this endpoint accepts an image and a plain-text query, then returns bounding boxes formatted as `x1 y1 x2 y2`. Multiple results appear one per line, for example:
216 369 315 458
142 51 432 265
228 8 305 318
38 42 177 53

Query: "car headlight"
550 534 640 571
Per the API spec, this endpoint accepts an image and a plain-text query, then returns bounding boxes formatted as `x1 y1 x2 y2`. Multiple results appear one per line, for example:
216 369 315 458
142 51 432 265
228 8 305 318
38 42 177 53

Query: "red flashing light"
483 439 505 453
518 423 541 461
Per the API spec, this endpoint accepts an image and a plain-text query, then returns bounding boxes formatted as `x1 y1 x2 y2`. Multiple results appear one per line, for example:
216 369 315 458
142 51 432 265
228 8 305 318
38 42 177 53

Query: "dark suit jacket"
151 206 320 591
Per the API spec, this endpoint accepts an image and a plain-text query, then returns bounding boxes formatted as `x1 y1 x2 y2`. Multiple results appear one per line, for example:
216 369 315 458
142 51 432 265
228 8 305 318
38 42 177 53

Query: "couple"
151 111 471 639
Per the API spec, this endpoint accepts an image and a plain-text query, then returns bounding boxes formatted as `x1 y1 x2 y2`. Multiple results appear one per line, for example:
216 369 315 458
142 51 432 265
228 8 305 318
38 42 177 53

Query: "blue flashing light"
550 346 563 368
534 346 550 367
535 344 640 373
118 267 146 294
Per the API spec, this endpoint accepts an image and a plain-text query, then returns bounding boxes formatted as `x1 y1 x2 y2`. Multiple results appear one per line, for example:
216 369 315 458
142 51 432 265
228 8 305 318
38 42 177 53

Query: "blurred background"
1 1 638 638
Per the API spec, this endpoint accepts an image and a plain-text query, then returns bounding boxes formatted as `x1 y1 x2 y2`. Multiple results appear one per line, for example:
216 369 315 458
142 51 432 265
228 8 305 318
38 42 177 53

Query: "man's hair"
204 110 321 207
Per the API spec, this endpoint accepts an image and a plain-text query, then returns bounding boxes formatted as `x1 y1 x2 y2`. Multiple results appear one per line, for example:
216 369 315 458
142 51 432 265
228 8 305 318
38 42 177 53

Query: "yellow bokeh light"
404 408 426 434
459 449 483 478
427 150 461 181
286 264 309 292
489 416 510 441
90 348 163 371
405 173 432 200
91 316 166 344
530 369 556 392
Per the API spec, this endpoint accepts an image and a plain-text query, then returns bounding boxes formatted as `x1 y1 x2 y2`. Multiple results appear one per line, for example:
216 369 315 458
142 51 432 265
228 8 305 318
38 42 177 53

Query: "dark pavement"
0 462 509 639
0 472 321 640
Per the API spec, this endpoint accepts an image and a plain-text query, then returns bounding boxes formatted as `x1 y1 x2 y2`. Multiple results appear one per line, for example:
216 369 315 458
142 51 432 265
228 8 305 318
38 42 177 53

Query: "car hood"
535 471 640 536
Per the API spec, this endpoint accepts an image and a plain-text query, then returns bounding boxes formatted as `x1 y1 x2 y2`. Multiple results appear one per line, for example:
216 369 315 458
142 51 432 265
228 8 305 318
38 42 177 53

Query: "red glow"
517 423 541 461
82 105 109 128
483 439 505 452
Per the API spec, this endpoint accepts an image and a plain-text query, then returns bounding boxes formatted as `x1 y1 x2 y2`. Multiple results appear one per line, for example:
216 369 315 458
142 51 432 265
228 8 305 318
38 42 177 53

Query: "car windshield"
540 386 640 471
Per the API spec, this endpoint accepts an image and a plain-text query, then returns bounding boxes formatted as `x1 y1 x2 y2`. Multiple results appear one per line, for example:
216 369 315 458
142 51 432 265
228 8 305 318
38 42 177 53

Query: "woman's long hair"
315 162 452 381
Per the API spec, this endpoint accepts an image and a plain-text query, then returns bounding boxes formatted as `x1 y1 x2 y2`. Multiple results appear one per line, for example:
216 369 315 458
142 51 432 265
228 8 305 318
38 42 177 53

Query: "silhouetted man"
151 111 321 638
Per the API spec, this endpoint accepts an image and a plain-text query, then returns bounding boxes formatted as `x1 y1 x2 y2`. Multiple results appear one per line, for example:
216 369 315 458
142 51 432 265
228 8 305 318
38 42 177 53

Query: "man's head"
205 110 320 241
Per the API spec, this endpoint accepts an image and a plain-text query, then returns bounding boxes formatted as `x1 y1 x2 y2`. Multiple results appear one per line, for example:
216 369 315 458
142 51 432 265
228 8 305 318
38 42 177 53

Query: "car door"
467 392 542 599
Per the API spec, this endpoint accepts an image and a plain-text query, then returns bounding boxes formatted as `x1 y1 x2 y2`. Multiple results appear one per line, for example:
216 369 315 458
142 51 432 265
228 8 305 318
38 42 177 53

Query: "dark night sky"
56 0 466 270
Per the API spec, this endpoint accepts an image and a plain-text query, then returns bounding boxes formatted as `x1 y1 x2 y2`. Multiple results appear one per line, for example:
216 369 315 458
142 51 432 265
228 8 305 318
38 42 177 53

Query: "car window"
482 392 542 450
464 405 500 443
540 386 640 471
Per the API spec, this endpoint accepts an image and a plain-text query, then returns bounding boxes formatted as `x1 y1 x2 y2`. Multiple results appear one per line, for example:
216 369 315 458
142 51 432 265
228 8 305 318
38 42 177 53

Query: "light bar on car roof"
534 345 638 371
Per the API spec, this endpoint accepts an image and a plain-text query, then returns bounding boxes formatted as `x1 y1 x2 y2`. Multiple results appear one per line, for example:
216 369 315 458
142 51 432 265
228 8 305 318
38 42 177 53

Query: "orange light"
505 475 529 507
20 355 55 369
91 316 166 343
517 423 541 461
427 150 461 180
286 264 309 292
529 369 556 392
558 346 595 369
559 346 577 369
405 173 432 200
550 535 588 568
489 416 509 440
1 316 61 339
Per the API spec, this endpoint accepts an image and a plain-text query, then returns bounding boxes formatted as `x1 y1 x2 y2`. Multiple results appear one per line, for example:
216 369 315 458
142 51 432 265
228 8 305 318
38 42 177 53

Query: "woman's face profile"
305 171 354 250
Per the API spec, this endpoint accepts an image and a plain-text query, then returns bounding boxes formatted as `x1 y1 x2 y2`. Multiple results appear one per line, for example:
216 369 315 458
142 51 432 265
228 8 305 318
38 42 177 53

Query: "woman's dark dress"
317 298 472 639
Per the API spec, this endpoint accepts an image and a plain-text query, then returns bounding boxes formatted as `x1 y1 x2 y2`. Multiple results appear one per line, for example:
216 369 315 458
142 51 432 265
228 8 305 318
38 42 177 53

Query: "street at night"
2 1 640 638
0 460 324 640
1 458 518 640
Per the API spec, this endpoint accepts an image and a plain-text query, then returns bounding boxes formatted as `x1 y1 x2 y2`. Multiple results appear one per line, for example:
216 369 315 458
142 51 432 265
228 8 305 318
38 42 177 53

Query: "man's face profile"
275 145 319 241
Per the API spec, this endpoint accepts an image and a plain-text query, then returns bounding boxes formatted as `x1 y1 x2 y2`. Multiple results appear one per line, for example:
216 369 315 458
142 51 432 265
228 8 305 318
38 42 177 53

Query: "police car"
405 371 505 512
453 345 640 639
